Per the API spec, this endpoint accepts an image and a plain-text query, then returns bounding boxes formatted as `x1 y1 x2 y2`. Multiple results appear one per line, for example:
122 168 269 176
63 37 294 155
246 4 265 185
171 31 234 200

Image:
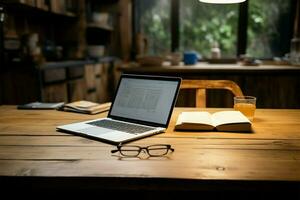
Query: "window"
247 0 293 58
134 0 294 59
180 0 238 58
135 0 171 55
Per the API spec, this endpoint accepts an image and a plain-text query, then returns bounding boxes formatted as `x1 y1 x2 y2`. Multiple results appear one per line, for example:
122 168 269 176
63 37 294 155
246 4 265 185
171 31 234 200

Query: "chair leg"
196 89 206 108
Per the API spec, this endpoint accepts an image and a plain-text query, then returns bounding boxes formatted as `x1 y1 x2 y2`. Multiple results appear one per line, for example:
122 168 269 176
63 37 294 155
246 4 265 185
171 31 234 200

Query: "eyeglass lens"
147 145 170 156
119 146 140 157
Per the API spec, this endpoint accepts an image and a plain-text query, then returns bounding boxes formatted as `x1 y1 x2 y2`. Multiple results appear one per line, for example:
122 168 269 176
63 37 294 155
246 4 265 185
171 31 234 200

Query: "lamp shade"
199 0 246 4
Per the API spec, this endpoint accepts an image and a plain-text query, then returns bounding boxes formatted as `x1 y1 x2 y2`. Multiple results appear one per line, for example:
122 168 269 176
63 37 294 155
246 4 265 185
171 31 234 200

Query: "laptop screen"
108 74 181 127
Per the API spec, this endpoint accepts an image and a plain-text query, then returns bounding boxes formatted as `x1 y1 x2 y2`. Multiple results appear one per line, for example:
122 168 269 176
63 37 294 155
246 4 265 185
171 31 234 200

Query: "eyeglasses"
111 144 174 157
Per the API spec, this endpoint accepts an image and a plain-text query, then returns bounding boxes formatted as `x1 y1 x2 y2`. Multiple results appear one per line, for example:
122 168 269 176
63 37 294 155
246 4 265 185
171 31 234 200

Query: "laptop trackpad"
78 127 134 142
79 127 113 137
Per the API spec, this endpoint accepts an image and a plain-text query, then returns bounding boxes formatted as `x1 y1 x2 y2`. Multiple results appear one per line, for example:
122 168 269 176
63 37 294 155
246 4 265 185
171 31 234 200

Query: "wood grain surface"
0 106 300 197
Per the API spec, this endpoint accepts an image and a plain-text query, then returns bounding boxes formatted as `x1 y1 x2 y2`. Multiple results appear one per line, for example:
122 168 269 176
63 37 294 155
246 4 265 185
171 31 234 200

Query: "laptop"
57 74 181 144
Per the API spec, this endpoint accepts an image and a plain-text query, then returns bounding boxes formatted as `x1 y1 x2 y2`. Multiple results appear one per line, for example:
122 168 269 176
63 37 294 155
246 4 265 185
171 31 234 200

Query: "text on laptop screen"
110 77 178 125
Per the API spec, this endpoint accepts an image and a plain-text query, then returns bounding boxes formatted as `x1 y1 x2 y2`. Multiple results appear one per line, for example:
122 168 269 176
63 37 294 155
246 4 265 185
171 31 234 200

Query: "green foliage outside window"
180 0 238 58
137 0 292 59
247 0 291 58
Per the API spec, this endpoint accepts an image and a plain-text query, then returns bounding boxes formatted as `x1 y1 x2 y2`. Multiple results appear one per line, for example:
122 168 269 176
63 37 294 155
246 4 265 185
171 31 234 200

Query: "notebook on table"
56 74 181 144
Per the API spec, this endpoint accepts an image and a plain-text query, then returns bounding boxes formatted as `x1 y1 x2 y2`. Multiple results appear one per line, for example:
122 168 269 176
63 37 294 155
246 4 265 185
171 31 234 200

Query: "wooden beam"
171 0 179 52
237 0 248 57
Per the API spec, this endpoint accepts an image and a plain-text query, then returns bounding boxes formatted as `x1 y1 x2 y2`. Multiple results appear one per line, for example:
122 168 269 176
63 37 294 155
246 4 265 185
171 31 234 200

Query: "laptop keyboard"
87 119 156 134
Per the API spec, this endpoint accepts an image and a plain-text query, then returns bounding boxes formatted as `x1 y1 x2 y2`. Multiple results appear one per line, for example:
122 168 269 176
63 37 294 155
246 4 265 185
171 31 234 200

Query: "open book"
62 101 111 114
175 111 252 132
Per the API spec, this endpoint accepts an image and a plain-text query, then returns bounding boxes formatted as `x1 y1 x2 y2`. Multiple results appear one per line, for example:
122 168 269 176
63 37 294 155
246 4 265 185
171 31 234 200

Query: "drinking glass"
234 96 256 121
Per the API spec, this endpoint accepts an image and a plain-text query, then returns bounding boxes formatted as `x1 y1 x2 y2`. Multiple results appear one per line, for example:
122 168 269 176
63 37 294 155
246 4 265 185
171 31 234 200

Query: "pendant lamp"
199 0 246 4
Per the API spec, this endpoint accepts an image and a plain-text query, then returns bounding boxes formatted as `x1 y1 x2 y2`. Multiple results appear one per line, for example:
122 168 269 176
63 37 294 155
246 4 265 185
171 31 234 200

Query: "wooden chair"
180 80 244 108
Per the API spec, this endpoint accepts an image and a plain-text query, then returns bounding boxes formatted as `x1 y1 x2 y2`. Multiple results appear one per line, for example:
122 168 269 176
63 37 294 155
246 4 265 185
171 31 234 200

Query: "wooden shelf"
3 2 77 19
41 58 120 70
41 60 95 69
87 23 114 31
1 0 123 105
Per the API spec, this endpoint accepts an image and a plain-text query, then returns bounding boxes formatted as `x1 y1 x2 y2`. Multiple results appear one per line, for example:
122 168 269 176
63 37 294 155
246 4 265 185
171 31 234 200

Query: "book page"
176 112 213 126
68 101 99 108
211 111 250 127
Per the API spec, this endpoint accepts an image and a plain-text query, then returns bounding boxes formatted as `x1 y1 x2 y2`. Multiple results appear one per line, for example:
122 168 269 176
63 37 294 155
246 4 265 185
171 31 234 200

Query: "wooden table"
1 106 300 198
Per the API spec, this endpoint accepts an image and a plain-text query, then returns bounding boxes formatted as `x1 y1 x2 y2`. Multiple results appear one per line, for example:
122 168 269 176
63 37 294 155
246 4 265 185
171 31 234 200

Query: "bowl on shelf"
166 52 182 66
136 55 165 67
92 12 109 25
87 45 105 58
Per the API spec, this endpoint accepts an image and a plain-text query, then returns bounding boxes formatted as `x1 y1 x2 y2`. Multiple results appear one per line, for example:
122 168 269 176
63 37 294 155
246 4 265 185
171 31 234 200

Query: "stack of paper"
62 101 111 114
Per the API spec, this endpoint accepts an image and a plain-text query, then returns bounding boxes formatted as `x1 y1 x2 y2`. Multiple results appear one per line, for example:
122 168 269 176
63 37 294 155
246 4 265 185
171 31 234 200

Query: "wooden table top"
0 105 299 182
0 106 300 196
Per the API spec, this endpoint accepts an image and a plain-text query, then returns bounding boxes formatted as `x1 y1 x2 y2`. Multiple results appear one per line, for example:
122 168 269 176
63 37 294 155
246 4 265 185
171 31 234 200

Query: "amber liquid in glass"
234 103 256 120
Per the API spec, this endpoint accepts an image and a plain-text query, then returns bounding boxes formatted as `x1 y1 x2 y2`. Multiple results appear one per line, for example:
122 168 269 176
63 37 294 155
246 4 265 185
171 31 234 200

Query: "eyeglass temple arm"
111 143 123 153
165 144 175 152
111 149 119 153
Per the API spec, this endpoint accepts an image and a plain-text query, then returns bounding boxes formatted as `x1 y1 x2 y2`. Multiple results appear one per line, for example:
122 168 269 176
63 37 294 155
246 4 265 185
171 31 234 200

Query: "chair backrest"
180 80 244 108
